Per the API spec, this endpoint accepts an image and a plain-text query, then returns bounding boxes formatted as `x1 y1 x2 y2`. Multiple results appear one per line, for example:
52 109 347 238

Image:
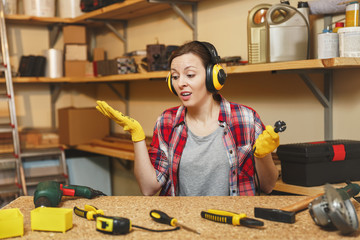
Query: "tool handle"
150 210 177 227
281 193 323 212
61 184 106 198
74 206 90 219
201 211 235 225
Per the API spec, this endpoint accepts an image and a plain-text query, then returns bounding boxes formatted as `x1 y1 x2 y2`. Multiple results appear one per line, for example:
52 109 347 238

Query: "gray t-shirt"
178 126 230 196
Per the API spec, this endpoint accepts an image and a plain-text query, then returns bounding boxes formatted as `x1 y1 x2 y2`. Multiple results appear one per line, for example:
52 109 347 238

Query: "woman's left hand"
253 126 279 158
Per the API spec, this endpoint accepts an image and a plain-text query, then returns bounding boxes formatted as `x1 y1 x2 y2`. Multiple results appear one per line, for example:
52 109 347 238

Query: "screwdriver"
150 210 200 235
201 209 264 227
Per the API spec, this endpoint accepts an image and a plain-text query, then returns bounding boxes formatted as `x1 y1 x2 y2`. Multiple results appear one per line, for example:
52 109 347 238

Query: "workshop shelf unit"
0 0 359 161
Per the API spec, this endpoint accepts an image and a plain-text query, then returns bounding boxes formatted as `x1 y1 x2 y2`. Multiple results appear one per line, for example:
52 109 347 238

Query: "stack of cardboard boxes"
63 25 91 77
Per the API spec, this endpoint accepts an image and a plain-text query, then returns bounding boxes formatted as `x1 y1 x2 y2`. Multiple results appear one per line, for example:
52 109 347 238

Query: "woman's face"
170 53 212 108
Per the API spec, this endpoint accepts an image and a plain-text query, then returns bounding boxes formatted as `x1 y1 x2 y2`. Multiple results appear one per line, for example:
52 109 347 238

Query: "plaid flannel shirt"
149 96 265 196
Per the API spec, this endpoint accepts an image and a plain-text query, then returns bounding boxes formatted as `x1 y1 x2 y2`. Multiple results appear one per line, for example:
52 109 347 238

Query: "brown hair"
168 41 211 69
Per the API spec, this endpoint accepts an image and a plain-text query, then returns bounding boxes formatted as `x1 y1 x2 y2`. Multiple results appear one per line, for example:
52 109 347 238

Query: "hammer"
254 193 323 224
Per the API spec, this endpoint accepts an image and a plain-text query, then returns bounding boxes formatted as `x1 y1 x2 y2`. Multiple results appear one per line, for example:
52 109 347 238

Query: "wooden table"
2 196 360 239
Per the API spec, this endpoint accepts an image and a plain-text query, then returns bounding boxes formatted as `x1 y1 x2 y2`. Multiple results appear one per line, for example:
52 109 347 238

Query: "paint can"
317 29 339 59
338 27 360 57
345 1 360 27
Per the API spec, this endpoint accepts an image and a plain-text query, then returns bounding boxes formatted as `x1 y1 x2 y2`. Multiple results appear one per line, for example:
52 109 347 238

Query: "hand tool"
74 205 180 235
201 209 264 228
73 204 104 220
74 205 131 234
150 209 200 235
34 181 106 208
254 182 360 224
309 183 359 235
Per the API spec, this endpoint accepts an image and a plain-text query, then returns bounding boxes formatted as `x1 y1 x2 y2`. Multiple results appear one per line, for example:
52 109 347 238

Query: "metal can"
346 1 360 27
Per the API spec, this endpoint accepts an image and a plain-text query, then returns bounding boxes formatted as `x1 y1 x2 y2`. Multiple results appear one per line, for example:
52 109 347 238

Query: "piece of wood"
282 193 323 212
90 139 135 152
76 144 134 161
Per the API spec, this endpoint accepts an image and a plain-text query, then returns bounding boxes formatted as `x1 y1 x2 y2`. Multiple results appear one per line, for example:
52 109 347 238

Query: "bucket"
4 0 17 15
338 27 360 57
58 0 82 18
23 0 55 17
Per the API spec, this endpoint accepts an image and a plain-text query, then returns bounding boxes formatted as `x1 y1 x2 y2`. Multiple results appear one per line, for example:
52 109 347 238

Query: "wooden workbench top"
2 196 360 239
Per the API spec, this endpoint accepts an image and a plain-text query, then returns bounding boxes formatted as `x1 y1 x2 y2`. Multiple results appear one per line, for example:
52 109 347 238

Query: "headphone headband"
195 41 221 64
167 41 226 96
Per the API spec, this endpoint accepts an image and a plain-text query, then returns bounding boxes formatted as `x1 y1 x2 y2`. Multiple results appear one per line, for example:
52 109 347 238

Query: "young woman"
96 41 279 196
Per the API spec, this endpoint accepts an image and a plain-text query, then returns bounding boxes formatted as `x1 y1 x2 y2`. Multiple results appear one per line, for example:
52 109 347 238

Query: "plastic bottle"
298 1 310 24
333 22 344 33
317 27 339 59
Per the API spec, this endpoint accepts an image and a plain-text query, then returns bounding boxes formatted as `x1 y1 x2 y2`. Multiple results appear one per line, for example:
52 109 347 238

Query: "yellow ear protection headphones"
167 41 226 96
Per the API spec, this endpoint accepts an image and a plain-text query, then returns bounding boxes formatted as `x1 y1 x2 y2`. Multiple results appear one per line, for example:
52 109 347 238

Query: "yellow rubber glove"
253 125 280 158
96 100 145 142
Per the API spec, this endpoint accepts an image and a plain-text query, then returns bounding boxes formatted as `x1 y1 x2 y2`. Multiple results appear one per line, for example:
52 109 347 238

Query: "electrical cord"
133 225 180 232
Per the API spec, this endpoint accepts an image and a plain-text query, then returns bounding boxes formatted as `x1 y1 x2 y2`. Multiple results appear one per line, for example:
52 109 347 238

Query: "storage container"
31 207 73 233
0 208 23 239
277 140 360 187
266 4 309 62
23 0 55 17
338 27 360 57
58 0 82 18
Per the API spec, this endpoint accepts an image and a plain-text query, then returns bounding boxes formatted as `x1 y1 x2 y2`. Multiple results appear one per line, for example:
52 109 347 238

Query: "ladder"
0 0 26 196
0 2 69 198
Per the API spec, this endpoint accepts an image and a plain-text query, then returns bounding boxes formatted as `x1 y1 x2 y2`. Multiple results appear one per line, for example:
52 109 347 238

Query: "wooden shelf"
5 0 201 25
226 57 360 75
2 58 360 84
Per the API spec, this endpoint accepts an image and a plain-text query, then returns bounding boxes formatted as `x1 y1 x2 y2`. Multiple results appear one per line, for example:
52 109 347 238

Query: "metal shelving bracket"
278 69 333 140
148 0 198 40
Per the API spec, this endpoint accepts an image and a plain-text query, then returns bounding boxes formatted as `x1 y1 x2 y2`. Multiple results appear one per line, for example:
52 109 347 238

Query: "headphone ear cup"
205 64 226 93
167 73 178 96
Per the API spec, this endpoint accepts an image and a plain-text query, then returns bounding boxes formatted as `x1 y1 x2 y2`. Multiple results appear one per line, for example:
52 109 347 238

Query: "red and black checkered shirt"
149 95 265 196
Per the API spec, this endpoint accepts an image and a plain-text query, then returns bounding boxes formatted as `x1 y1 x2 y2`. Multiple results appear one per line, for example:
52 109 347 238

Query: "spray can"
317 28 339 59
346 1 360 27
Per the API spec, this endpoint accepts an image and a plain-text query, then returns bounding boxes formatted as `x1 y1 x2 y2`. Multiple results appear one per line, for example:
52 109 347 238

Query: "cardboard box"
65 61 87 77
63 25 86 44
93 48 105 61
58 107 109 146
65 44 87 61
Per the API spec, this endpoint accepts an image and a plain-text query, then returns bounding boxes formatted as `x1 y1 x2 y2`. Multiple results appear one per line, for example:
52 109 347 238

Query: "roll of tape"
44 49 63 78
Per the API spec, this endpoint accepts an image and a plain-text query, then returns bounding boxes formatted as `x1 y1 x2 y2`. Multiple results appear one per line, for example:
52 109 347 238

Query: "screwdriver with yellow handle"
201 209 264 227
150 209 200 235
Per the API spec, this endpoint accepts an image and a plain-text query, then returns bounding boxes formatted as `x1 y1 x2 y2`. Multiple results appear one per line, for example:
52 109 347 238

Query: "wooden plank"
76 144 135 161
5 14 72 25
90 139 135 152
2 58 360 84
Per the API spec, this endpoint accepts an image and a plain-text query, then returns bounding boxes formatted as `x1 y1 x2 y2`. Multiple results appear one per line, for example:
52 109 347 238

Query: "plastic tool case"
277 140 360 186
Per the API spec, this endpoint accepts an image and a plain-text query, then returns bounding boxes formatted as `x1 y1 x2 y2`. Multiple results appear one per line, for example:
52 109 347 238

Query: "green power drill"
34 181 107 208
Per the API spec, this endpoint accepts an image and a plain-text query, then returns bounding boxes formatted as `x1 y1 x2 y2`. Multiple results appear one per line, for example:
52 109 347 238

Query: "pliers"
73 204 104 220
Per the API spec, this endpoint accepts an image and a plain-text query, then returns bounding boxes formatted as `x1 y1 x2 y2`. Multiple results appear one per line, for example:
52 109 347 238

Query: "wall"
3 0 360 195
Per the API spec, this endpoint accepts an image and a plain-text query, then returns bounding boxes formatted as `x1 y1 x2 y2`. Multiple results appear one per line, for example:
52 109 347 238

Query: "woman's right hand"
96 100 145 142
